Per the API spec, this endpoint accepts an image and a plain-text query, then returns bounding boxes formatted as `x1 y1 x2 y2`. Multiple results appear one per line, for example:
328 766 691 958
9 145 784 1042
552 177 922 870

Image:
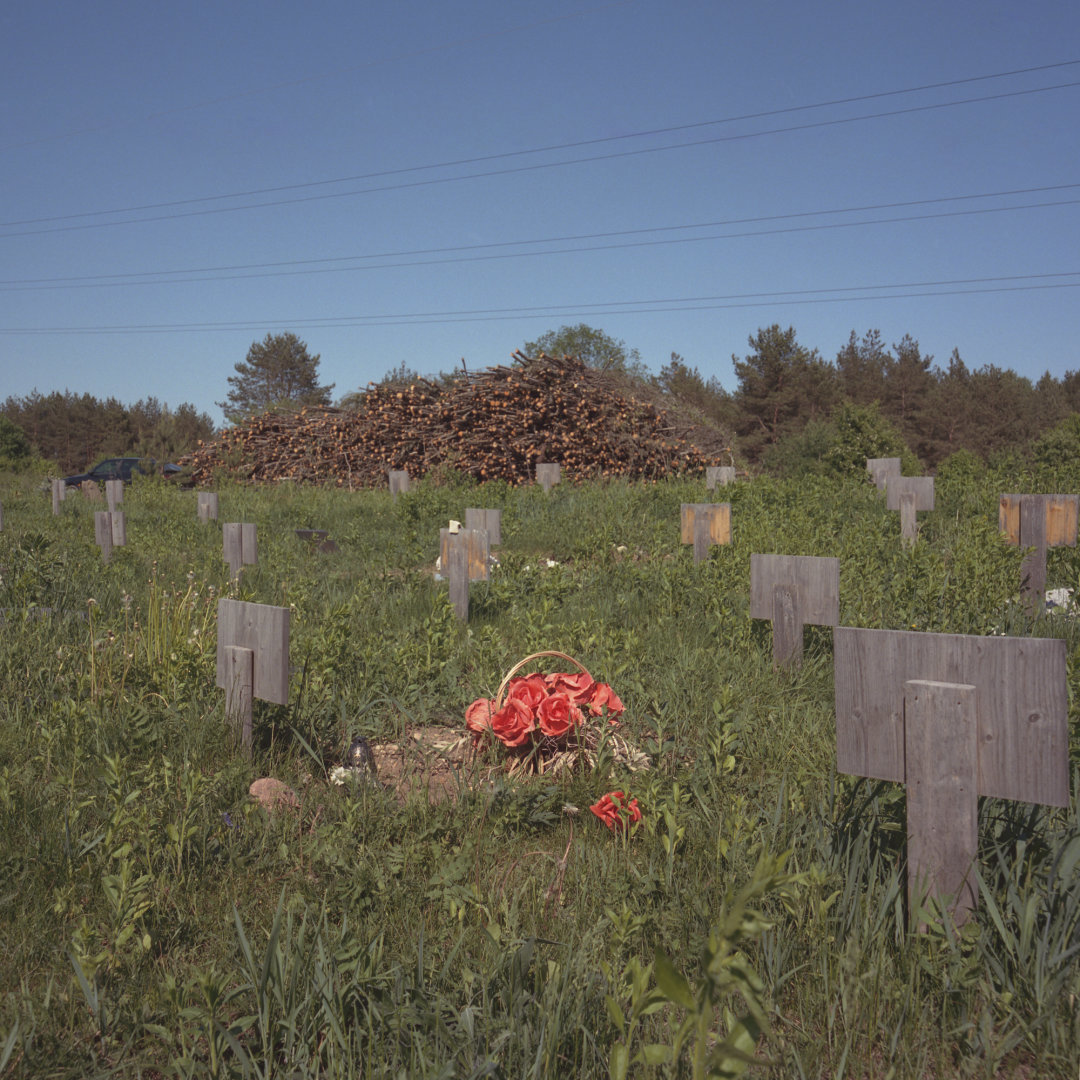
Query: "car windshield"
91 460 124 478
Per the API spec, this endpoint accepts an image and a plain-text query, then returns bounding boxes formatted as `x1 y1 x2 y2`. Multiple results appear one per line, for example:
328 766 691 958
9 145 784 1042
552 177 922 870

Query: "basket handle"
494 650 593 709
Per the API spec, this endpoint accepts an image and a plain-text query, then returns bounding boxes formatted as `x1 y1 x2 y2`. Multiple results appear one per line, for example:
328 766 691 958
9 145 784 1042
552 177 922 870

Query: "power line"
3 73 1078 237
1 193 1075 290
4 273 1077 334
3 182 1076 289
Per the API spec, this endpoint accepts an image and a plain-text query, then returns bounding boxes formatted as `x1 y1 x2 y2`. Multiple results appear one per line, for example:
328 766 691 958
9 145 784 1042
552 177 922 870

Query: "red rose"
536 691 583 738
465 698 495 735
507 674 548 713
545 670 596 704
490 699 535 747
589 790 641 831
588 683 625 717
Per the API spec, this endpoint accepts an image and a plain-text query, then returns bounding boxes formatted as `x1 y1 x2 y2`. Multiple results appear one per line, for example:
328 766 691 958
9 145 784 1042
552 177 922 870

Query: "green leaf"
609 1041 629 1080
653 948 695 1010
605 994 626 1033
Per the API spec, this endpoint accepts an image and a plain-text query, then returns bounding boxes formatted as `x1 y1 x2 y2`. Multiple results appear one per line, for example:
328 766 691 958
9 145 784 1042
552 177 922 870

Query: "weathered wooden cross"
536 463 561 492
834 626 1068 924
866 457 901 491
680 503 731 563
750 554 839 668
885 476 934 545
223 523 257 580
216 598 290 748
706 466 736 490
999 494 1079 610
197 492 219 523
388 469 410 497
94 511 127 564
51 480 66 515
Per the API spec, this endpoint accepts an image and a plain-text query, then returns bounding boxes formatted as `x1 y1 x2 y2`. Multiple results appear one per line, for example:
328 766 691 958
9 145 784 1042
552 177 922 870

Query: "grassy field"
1 457 1079 1079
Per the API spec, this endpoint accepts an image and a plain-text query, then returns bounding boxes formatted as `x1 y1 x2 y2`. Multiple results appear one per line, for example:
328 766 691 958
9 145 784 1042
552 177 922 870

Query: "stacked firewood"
181 354 713 486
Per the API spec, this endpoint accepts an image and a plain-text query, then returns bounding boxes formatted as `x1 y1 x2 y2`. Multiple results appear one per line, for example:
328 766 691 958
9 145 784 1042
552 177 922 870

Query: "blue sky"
2 1 1077 424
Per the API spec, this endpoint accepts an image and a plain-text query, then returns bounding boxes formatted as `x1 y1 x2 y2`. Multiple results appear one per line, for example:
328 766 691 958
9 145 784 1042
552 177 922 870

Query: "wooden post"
834 626 1068 924
465 508 502 545
52 480 66 515
223 645 254 747
1000 494 1079 614
388 470 410 497
692 512 711 563
447 531 469 620
1019 495 1047 608
440 526 490 581
706 466 736 490
904 680 978 925
866 457 901 491
750 554 839 669
94 511 113 563
105 480 123 512
899 490 917 545
110 511 126 548
197 492 219 523
536 463 561 492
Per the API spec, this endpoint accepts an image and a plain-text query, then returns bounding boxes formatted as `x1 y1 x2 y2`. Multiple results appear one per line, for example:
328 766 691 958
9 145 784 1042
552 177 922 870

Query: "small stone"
249 778 300 811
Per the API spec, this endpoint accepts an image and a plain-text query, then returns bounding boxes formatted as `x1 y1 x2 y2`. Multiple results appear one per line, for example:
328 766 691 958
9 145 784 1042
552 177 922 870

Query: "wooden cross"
94 511 126 564
51 479 66 515
197 492 219 523
706 466 736 490
866 457 901 491
750 554 839 668
999 494 1079 610
536 463 561 492
388 469 410 497
885 476 934 544
465 507 502 545
223 523 257 579
216 599 290 748
680 503 731 562
440 526 490 582
834 626 1067 924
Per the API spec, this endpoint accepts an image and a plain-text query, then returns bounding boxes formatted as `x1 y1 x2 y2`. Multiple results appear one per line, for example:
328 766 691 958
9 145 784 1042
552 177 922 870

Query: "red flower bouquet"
465 651 628 776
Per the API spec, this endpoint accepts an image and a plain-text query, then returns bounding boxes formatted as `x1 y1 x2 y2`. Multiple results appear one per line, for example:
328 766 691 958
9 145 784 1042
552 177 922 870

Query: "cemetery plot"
834 626 1067 923
749 554 839 668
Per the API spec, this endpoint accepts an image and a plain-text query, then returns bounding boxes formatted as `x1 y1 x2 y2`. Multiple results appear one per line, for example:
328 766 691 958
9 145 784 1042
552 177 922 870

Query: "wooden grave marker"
680 504 731 560
445 530 470 620
216 599 290 748
197 492 219 523
999 494 1079 610
440 526 490 582
750 554 839 668
465 507 502 545
834 626 1067 925
885 476 934 544
388 470 410 498
536 463 561 492
93 511 127 564
223 522 257 580
51 480 66 515
867 457 901 491
706 466 736 490
105 479 123 512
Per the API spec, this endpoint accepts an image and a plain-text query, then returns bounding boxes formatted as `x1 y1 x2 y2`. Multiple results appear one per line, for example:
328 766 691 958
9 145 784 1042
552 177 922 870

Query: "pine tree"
218 333 333 423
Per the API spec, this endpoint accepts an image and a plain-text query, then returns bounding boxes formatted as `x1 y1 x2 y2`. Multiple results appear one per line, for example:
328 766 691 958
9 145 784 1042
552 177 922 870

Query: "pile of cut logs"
181 354 713 487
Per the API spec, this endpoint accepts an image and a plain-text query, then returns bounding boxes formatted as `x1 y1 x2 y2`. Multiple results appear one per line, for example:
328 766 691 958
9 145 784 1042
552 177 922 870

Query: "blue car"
62 457 181 488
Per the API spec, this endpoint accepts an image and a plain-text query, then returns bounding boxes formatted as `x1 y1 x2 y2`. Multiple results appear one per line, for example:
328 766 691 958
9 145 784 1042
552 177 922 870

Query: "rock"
249 777 300 811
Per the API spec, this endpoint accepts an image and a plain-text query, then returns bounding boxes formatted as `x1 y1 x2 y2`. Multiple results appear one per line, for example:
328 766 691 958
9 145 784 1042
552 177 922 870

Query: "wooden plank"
52 480 65 515
197 492 219 523
216 598 290 705
1019 495 1047 604
105 480 123 511
866 457 901 490
681 503 731 546
388 470 410 496
447 532 469 619
536 463 561 491
904 680 978 925
94 511 113 563
834 626 1068 806
224 645 254 747
749 554 839 626
241 523 257 565
899 490 917 544
223 523 243 578
999 494 1021 544
693 512 710 563
110 511 126 547
885 476 934 511
1046 495 1079 547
